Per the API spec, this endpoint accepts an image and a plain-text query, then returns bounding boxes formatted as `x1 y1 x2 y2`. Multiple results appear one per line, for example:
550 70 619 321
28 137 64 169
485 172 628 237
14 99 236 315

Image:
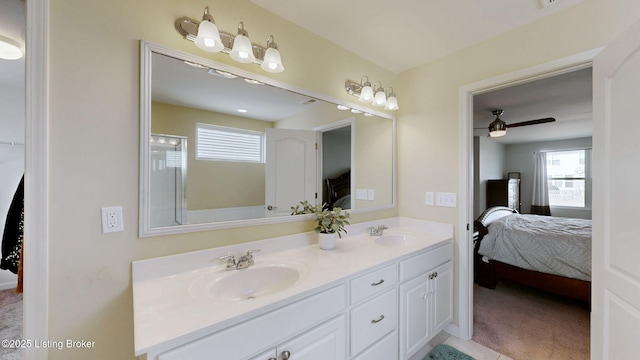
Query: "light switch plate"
367 189 375 201
436 192 457 208
425 192 435 206
355 189 368 200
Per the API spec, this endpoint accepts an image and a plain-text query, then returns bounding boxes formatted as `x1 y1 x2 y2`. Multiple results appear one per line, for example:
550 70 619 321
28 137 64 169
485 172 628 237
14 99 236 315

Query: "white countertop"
132 217 453 356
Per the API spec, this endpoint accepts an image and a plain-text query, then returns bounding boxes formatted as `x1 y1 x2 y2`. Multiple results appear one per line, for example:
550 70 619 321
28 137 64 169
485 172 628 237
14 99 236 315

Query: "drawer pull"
371 314 385 324
281 350 291 360
371 279 385 286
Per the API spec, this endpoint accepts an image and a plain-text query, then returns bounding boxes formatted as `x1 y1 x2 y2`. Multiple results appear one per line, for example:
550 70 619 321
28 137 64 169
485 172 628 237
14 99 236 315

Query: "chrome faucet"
369 225 389 236
218 249 261 270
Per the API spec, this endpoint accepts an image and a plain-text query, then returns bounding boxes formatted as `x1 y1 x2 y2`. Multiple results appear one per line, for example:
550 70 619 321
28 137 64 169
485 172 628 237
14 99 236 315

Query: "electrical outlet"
101 206 124 233
436 192 457 208
425 192 435 206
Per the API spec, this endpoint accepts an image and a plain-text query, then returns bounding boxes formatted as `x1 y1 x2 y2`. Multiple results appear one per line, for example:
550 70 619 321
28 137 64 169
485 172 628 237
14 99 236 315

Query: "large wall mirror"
140 41 395 236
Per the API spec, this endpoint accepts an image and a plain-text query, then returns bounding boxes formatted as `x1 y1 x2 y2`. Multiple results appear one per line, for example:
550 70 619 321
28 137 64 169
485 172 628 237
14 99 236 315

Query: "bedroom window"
546 149 591 208
196 123 265 163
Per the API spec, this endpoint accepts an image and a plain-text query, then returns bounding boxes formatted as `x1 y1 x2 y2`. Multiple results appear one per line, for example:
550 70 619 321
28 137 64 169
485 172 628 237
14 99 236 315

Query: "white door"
265 128 317 216
592 20 640 359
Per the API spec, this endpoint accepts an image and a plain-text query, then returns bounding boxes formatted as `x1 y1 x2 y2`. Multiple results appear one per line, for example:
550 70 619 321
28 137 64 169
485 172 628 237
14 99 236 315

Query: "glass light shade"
260 47 284 73
489 129 507 137
194 20 224 52
0 36 23 60
230 35 255 63
359 85 374 102
373 89 387 107
384 95 399 110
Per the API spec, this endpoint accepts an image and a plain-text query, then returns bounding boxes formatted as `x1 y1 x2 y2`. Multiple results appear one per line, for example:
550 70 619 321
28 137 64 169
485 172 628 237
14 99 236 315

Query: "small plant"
291 200 351 238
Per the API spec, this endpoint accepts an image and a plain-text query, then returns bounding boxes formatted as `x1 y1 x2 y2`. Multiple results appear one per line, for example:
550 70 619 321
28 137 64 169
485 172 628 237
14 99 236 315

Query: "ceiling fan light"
488 118 507 137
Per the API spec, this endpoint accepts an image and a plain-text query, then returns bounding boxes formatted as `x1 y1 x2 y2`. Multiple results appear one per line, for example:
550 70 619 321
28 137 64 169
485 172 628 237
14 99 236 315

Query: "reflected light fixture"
0 35 23 60
488 110 507 137
345 76 399 111
176 7 285 73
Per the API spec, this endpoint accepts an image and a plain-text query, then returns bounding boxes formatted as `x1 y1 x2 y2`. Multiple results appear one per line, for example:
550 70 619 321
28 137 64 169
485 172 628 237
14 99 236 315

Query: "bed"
325 171 351 209
474 206 592 303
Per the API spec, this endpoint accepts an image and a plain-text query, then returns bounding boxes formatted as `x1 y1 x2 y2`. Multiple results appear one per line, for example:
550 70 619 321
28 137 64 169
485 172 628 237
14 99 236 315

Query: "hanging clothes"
1 176 24 274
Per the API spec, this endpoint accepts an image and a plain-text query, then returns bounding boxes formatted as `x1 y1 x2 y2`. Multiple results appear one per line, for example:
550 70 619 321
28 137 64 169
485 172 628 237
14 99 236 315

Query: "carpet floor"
0 288 23 360
472 280 590 360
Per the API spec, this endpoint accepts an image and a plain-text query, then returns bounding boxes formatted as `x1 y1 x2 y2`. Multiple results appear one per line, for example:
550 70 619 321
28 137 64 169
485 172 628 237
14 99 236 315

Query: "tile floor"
440 335 513 360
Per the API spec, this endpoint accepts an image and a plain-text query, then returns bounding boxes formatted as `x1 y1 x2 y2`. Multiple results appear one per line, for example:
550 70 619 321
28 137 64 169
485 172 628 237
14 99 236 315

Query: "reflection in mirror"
140 41 395 236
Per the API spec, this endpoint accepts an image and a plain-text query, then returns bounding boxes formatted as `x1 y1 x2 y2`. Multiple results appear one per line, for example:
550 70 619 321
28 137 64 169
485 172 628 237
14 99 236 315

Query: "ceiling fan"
479 109 556 137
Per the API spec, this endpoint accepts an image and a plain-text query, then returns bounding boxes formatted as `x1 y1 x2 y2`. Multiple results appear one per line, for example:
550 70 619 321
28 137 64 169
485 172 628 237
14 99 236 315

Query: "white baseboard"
0 281 18 291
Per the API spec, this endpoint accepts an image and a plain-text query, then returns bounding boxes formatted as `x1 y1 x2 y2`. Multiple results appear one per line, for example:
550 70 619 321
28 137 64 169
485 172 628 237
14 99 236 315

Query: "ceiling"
1 0 592 144
251 0 585 74
473 67 592 144
0 0 25 89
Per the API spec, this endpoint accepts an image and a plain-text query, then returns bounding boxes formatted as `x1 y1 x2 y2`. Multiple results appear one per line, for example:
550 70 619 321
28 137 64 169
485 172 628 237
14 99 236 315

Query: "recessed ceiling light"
337 105 350 111
237 108 248 113
351 109 363 114
184 61 207 69
215 69 238 79
364 113 374 117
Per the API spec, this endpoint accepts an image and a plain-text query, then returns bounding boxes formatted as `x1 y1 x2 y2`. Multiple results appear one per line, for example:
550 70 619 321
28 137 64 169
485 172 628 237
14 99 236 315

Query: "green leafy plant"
291 200 351 237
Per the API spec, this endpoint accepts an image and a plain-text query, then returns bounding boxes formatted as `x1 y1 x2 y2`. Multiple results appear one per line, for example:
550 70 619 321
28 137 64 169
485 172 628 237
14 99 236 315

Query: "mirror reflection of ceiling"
0 0 25 89
152 54 331 122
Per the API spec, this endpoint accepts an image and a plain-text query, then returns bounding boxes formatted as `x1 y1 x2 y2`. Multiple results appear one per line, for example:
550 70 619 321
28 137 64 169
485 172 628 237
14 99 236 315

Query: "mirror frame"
139 40 396 237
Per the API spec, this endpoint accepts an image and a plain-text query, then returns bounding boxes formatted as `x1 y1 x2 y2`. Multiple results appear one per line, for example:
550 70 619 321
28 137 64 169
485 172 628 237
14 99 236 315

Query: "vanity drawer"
158 285 346 360
350 288 397 356
400 241 453 282
350 263 397 304
351 330 398 360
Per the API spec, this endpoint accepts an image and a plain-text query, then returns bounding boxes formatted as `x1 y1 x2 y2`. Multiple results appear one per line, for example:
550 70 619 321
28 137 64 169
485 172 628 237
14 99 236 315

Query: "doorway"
457 48 601 341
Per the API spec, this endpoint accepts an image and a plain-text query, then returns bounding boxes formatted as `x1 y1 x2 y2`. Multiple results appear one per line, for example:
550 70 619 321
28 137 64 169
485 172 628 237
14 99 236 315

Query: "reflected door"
265 129 317 216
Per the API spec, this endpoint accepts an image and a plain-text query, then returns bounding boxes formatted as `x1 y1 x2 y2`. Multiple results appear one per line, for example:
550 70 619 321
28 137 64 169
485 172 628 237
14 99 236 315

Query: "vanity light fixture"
0 35 23 60
345 77 399 111
176 7 285 73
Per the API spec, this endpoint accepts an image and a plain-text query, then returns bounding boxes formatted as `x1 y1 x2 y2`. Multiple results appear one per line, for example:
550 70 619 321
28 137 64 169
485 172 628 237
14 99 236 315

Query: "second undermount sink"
190 264 305 302
374 234 416 246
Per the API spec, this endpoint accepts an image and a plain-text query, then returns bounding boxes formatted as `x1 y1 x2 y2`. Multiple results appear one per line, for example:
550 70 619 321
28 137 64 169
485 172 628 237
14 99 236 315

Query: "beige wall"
46 0 640 359
48 1 395 359
396 0 640 326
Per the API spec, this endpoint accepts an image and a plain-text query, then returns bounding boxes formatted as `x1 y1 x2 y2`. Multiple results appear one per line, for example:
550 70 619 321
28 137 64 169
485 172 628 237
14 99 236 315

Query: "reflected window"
196 123 265 163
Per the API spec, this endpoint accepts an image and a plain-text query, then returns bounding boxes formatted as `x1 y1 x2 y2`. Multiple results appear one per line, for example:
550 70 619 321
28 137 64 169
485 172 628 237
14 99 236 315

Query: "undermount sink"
374 234 416 246
190 264 304 302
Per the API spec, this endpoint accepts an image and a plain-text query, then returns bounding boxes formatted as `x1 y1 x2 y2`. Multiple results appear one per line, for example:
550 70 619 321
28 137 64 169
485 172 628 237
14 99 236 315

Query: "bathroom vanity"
132 218 453 360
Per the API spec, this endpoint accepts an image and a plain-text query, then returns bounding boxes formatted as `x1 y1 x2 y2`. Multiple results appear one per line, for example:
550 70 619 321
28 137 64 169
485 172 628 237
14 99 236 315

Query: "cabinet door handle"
371 279 385 286
281 350 291 360
268 358 276 360
371 314 385 324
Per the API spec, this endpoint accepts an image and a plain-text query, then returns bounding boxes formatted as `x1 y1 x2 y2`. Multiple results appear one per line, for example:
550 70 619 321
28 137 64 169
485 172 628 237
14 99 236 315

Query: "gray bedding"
477 214 592 281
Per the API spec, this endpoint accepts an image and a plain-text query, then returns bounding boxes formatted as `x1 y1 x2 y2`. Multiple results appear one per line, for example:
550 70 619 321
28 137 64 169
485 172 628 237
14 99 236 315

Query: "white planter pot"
318 232 338 250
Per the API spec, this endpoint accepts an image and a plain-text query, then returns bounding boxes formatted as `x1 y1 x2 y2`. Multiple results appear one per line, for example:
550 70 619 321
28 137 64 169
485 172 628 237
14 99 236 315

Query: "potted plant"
291 200 351 250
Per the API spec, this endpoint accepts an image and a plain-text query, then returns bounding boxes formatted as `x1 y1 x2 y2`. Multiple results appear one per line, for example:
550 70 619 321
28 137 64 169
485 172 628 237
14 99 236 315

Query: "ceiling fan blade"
505 117 556 128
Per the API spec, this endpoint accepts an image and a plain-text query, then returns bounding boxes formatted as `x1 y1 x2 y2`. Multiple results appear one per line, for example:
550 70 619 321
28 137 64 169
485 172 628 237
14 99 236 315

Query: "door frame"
24 0 50 359
456 48 602 339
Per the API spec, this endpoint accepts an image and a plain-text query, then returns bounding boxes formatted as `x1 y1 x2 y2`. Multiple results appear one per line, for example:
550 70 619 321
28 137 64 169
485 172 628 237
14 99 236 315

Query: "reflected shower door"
150 134 187 227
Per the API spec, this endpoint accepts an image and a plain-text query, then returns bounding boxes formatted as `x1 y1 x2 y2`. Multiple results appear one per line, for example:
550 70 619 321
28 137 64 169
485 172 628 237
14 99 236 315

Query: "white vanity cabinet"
134 228 455 360
349 264 398 358
251 315 346 360
155 285 346 360
399 242 453 360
